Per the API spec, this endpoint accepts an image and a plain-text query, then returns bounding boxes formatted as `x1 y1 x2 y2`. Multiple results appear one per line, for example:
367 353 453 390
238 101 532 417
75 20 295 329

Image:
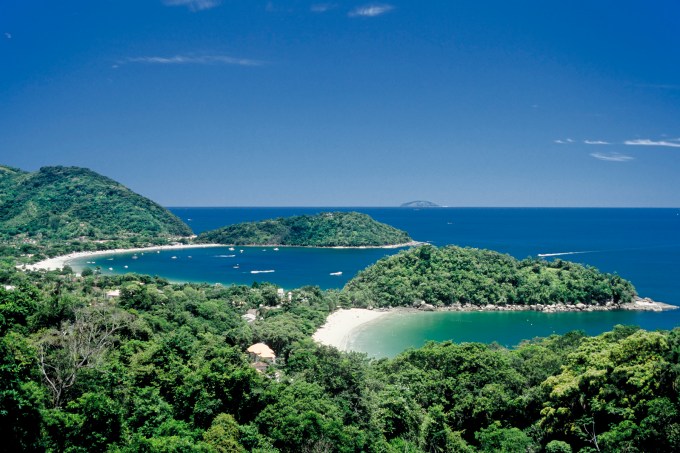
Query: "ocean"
71 207 680 355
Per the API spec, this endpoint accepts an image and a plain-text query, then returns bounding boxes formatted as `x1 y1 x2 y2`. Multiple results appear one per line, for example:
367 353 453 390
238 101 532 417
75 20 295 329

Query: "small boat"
240 250 244 253
233 265 240 269
273 247 279 251
330 271 343 276
228 247 235 251
107 258 114 261
132 255 138 260
124 265 128 269
171 256 177 259
108 267 113 271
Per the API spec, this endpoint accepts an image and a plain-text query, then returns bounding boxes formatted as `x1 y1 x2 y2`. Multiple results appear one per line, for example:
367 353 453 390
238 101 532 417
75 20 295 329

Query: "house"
3 285 15 291
105 289 120 298
246 343 276 372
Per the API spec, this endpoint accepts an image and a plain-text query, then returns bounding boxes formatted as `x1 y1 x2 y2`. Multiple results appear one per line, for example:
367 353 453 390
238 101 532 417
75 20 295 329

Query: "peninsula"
196 211 415 247
344 244 648 309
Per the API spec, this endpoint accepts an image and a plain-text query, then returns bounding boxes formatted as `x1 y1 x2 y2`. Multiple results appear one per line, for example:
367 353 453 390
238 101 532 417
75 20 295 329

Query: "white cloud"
4 32 11 39
311 3 336 13
162 0 221 12
625 139 680 148
590 152 634 162
584 140 611 145
121 55 264 66
554 138 574 144
349 4 394 17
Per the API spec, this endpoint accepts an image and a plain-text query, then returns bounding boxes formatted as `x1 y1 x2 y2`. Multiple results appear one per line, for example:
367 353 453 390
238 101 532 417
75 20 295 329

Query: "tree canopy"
345 245 636 307
197 211 413 247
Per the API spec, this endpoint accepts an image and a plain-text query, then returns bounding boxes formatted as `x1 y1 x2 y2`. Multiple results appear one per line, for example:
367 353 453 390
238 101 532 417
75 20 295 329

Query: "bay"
69 207 680 355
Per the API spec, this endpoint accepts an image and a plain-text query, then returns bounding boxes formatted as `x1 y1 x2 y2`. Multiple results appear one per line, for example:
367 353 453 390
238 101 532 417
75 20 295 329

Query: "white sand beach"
21 243 222 272
313 308 392 351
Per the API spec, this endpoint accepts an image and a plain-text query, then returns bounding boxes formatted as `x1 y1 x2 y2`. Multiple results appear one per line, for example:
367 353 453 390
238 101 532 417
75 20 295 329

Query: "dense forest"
345 245 637 308
1 264 678 452
1 165 677 452
197 212 413 247
0 166 193 260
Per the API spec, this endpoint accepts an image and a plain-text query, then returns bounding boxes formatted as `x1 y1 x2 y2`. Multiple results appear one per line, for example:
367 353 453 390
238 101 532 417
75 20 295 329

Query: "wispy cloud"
624 139 680 148
554 138 574 144
311 3 336 13
162 0 221 12
119 55 264 67
584 140 611 145
349 4 394 17
590 152 634 162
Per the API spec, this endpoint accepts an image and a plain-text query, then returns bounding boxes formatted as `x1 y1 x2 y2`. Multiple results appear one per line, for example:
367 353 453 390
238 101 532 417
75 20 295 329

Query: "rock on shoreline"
411 297 677 313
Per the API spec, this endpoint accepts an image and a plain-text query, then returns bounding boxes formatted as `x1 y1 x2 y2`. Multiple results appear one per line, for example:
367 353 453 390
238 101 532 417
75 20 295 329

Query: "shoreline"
20 243 223 272
312 308 393 350
202 240 425 249
19 240 423 273
313 298 678 352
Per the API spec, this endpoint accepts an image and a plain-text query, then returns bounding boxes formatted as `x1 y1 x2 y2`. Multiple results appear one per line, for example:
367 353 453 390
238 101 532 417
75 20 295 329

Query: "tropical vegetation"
0 266 678 452
0 165 193 260
196 212 412 247
345 245 636 308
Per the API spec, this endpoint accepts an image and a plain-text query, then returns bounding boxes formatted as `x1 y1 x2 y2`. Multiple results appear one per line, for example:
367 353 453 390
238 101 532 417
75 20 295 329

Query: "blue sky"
1 1 679 206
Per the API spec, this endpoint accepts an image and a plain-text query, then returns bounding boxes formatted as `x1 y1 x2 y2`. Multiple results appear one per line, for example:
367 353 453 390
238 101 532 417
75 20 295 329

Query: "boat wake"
215 255 236 258
538 250 595 257
251 270 275 274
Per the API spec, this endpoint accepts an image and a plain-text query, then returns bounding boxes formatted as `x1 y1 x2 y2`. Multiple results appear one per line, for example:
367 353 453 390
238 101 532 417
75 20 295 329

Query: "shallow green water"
348 310 680 358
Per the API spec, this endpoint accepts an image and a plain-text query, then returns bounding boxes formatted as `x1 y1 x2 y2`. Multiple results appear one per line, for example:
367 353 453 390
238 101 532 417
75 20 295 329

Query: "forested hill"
196 211 413 247
0 165 192 246
345 244 637 307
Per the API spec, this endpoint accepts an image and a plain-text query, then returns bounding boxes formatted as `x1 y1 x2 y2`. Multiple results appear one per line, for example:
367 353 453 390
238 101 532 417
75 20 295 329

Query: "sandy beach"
313 308 392 350
21 243 222 272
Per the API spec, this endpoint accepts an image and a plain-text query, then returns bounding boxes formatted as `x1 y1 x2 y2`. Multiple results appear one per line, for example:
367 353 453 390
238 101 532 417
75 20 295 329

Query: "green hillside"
197 211 413 247
345 244 636 307
0 165 192 255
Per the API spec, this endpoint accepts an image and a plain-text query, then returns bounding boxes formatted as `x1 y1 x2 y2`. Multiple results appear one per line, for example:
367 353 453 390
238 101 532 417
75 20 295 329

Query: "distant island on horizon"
400 200 442 208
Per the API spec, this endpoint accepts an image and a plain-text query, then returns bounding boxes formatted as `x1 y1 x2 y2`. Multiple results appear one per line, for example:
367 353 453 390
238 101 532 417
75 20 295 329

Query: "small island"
400 200 441 208
196 211 415 247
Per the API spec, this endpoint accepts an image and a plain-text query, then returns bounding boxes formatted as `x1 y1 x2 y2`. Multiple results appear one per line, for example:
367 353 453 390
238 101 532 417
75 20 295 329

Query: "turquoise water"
70 208 680 353
349 310 680 358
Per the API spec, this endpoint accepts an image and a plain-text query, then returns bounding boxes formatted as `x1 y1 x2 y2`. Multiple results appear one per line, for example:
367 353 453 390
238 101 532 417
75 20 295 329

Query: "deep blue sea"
71 208 680 354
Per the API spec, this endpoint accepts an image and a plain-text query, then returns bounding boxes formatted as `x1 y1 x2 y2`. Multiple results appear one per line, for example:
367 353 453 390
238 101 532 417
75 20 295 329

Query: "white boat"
229 247 235 251
273 247 279 251
108 267 113 271
330 271 343 276
124 265 128 269
132 255 138 259
171 256 177 259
